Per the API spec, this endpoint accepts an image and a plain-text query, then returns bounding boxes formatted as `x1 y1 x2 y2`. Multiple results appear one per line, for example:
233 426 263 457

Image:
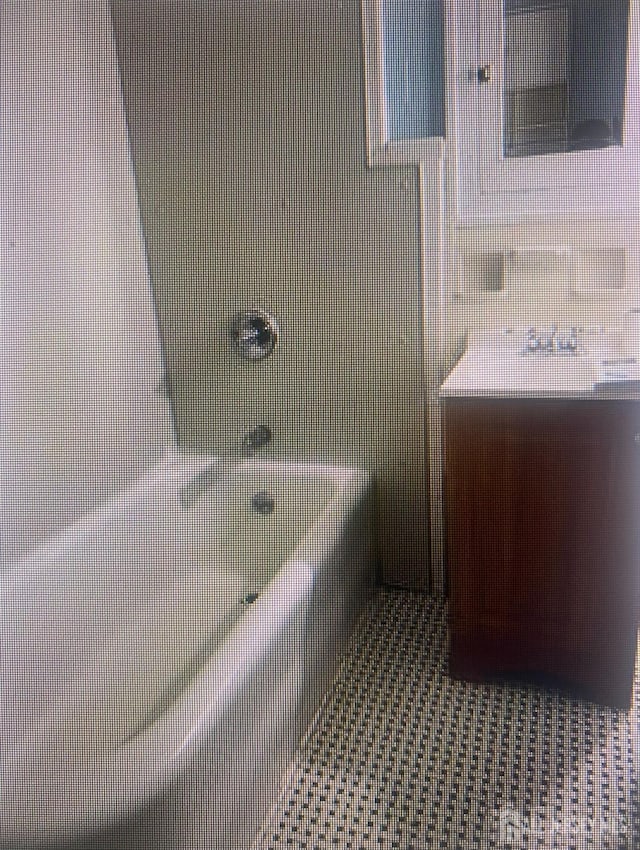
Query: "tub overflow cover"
251 490 275 515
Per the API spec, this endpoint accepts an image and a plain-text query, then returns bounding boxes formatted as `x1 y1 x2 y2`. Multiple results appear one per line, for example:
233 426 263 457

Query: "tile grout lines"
252 589 640 850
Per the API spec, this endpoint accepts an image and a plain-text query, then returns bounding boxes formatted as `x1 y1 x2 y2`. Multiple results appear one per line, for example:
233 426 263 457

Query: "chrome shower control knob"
230 309 279 360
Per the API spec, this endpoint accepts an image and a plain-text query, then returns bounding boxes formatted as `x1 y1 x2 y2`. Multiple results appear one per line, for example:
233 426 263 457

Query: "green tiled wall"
111 0 430 589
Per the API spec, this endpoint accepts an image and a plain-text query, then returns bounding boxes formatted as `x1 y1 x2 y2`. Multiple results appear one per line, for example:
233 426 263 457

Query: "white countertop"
439 333 640 400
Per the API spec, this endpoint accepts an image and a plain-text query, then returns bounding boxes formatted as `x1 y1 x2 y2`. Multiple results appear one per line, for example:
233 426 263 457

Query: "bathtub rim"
124 460 372 764
2 451 369 580
0 453 374 845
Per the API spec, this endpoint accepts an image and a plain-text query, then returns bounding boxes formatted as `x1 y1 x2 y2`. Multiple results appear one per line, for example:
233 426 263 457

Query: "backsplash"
442 235 640 369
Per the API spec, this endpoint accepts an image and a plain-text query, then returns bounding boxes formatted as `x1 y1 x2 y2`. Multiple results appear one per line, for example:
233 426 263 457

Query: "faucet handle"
525 326 540 351
567 325 579 351
555 325 579 352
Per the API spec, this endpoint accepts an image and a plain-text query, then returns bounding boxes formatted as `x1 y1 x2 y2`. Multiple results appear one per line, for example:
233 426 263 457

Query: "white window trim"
361 0 444 167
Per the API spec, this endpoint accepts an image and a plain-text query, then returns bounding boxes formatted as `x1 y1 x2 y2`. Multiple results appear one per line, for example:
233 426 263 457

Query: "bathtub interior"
0 459 341 755
181 461 338 574
0 456 375 850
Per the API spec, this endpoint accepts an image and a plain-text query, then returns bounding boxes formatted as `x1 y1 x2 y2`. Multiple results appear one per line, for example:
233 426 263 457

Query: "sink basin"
440 326 594 397
440 325 640 398
448 348 594 397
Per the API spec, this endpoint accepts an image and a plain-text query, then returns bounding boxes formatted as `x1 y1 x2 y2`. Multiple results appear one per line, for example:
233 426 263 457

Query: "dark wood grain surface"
443 398 640 709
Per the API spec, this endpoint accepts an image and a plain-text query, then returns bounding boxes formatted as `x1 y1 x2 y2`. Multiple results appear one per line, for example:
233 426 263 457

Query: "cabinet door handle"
477 64 492 84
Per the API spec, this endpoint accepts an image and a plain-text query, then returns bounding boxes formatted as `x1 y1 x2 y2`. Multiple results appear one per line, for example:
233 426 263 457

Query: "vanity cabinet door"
443 398 640 709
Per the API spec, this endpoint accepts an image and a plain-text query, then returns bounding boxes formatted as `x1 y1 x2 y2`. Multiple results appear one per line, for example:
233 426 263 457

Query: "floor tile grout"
253 588 640 850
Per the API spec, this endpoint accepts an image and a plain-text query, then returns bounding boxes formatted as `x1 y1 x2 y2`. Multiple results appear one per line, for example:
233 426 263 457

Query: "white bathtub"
0 454 375 849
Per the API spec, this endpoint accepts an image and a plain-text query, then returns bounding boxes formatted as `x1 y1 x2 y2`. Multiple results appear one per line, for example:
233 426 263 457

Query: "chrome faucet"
524 324 579 355
543 323 558 352
180 425 273 509
559 326 579 352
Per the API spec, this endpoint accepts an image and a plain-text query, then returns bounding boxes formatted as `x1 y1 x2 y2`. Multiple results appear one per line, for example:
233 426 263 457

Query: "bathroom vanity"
441 331 640 708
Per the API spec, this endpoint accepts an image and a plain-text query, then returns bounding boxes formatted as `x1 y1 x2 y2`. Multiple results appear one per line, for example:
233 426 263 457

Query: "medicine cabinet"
362 1 640 220
448 0 640 222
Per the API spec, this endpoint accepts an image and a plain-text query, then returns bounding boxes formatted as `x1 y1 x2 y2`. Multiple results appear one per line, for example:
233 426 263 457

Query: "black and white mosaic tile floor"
252 589 639 850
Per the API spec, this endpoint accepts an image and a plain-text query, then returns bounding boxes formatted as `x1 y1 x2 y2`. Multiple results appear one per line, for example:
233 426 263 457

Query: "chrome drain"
241 592 260 606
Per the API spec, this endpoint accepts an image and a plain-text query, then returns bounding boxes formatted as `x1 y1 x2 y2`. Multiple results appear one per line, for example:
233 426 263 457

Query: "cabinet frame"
445 0 640 223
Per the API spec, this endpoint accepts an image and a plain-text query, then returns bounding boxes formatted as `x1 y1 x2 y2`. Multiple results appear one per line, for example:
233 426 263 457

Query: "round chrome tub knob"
230 309 279 361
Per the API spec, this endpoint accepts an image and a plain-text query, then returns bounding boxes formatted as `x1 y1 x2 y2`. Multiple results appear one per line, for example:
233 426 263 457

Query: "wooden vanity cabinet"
443 397 640 709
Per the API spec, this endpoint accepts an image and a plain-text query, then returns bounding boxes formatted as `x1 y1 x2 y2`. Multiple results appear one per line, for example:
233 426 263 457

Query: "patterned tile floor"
252 589 639 850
